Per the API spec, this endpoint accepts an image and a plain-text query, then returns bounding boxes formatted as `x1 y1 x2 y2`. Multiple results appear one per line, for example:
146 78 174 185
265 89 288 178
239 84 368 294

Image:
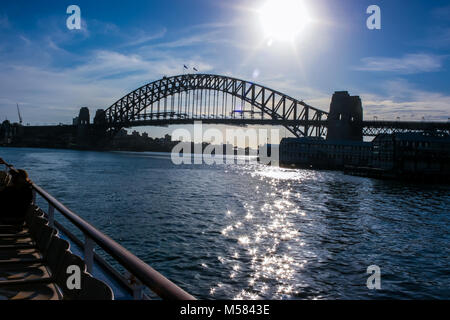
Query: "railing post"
48 203 54 227
133 284 144 300
84 235 94 274
32 189 36 205
125 272 145 300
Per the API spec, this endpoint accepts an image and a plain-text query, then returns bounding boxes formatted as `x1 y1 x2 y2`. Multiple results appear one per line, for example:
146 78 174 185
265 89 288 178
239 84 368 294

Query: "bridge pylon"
326 91 363 141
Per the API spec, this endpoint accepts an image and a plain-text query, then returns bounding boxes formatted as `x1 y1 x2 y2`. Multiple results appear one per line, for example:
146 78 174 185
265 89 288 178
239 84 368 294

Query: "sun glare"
259 0 312 42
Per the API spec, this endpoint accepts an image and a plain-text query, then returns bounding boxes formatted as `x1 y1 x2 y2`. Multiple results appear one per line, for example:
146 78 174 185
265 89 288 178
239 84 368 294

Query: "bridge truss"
363 121 450 136
104 74 328 137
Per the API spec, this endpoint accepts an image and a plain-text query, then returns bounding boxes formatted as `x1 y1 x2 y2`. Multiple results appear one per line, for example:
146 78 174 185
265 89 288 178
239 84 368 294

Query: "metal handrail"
1 160 195 300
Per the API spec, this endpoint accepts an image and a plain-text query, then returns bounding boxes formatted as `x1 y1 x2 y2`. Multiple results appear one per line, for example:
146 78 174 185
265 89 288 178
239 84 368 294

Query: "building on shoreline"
279 132 450 182
370 132 450 177
280 137 372 170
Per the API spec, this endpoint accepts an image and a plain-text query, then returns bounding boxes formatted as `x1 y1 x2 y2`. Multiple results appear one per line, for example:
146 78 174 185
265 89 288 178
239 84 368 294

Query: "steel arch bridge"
104 74 328 137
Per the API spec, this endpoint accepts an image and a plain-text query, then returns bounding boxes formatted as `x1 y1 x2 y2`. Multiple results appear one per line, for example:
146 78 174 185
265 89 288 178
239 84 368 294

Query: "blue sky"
0 0 449 134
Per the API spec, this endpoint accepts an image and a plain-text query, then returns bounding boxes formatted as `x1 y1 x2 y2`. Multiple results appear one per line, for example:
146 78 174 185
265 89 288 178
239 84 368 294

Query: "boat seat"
0 242 113 300
0 282 61 300
0 216 48 250
0 262 51 282
0 216 58 265
0 228 67 264
0 229 66 281
0 248 43 264
0 201 114 300
0 231 113 299
0 235 34 246
0 206 43 237
0 225 66 299
55 251 114 300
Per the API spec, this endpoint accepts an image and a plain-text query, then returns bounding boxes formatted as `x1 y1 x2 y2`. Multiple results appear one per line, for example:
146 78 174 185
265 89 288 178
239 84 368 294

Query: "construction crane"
17 103 22 125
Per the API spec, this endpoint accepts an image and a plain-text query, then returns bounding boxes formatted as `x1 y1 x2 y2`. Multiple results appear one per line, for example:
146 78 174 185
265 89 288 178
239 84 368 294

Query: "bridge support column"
326 91 363 141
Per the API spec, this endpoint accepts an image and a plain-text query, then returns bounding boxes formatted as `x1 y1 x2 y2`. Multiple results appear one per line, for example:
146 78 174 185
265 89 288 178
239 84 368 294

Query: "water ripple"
2 147 449 299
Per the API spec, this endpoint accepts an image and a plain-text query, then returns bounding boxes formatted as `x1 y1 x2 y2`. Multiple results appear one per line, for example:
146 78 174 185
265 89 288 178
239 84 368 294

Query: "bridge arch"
104 74 328 137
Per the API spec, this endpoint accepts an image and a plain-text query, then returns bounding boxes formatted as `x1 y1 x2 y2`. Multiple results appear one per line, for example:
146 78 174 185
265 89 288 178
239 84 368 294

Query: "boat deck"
0 160 195 301
0 205 113 300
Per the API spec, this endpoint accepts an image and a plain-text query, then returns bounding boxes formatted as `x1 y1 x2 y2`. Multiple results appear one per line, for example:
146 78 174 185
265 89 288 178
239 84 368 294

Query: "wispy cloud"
0 13 10 29
148 30 226 49
410 5 450 49
19 35 31 45
120 28 167 48
419 26 450 49
361 80 450 121
355 53 447 74
431 5 450 20
184 21 237 31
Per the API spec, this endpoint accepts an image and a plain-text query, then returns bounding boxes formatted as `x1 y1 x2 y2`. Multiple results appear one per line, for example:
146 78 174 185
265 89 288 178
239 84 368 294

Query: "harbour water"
1 147 449 299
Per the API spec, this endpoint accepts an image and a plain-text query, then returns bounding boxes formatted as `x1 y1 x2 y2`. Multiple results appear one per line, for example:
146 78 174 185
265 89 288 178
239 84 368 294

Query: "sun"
259 0 312 42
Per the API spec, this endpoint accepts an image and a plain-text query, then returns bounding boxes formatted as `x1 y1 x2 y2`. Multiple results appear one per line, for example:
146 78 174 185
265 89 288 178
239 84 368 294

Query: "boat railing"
1 160 195 300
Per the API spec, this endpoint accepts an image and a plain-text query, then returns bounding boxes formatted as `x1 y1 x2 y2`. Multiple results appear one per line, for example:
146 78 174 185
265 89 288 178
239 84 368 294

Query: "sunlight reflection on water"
208 164 321 299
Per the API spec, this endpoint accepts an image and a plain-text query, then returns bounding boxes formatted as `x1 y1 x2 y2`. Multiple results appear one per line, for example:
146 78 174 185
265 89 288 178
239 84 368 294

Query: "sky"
0 0 449 138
